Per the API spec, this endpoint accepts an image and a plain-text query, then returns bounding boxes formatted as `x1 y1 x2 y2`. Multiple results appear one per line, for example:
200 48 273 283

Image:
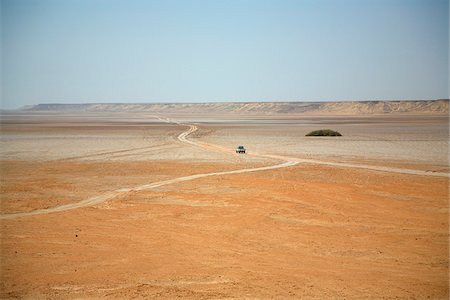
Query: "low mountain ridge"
21 100 449 115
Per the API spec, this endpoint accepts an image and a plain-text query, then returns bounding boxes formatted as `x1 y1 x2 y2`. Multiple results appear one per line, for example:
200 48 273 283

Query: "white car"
236 145 246 154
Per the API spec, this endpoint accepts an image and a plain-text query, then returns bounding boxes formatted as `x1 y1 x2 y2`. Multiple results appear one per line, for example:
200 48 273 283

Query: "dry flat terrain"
0 111 448 299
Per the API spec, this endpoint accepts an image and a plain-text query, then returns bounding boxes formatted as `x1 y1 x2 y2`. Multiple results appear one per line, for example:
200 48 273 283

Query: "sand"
0 112 448 299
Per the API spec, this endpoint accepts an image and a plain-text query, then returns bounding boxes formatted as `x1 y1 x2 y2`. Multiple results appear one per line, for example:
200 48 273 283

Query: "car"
236 145 246 154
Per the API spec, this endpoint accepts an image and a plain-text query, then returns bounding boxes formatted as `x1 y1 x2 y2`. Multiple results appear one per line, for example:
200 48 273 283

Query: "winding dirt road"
0 118 298 220
165 116 449 178
2 115 447 220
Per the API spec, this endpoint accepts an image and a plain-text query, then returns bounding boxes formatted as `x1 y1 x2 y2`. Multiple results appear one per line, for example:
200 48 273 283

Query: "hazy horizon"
1 0 449 109
5 98 450 111
2 98 445 111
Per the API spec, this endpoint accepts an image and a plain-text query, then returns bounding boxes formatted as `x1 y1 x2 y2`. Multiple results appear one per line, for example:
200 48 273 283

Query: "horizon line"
6 98 447 109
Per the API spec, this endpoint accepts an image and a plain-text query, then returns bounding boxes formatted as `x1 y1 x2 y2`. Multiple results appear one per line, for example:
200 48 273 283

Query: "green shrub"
306 129 342 136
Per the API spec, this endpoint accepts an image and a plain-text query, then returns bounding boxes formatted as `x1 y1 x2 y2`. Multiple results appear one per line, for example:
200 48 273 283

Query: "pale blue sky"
1 0 449 109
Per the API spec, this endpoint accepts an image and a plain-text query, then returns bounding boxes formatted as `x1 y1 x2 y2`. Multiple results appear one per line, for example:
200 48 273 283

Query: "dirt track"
0 160 297 220
170 117 450 178
3 116 446 220
0 118 298 220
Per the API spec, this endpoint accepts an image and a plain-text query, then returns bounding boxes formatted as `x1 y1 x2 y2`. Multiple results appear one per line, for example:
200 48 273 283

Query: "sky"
1 0 449 109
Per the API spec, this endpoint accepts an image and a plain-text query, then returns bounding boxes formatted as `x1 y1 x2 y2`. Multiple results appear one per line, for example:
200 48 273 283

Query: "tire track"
168 117 448 178
0 118 298 220
56 142 172 161
3 116 446 220
251 153 449 177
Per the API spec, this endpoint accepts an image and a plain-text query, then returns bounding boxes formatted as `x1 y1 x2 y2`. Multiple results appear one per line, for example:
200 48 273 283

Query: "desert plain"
0 110 449 298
